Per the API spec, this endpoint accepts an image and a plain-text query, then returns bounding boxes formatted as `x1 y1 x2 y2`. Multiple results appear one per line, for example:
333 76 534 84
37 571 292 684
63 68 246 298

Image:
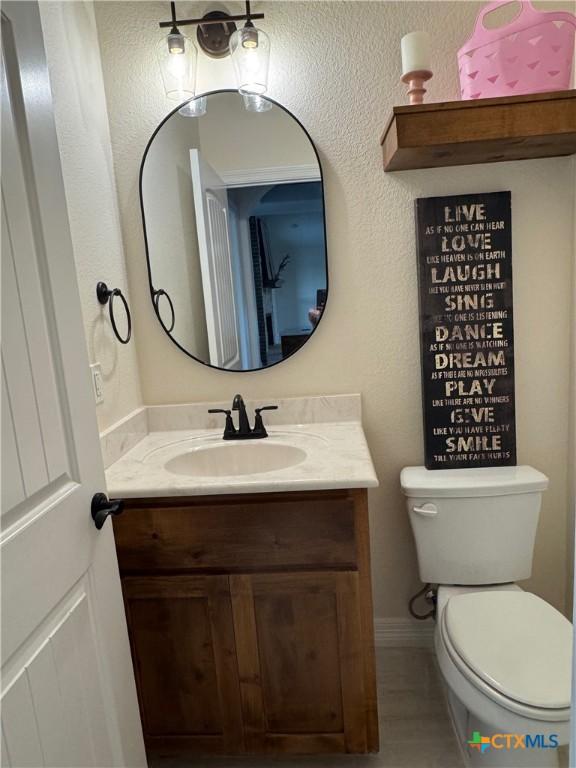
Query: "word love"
442 232 493 252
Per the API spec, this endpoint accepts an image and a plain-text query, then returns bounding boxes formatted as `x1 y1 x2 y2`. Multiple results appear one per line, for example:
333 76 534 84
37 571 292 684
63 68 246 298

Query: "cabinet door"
122 575 243 754
230 571 368 754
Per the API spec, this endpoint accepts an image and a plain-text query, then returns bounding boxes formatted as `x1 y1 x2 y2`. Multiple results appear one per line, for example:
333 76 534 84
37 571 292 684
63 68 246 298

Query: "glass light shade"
229 25 270 95
179 96 207 117
242 93 272 112
156 31 197 101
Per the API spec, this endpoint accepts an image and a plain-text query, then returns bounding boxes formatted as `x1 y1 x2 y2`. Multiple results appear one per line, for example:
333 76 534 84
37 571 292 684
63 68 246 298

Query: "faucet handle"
255 405 278 414
208 408 236 439
253 405 278 438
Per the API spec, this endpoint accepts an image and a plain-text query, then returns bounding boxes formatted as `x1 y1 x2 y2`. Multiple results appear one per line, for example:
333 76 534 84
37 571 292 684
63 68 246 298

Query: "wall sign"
415 191 516 470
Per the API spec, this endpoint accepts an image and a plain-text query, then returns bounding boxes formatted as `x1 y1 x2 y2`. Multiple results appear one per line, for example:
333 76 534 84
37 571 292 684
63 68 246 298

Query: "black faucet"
209 394 278 440
232 394 251 436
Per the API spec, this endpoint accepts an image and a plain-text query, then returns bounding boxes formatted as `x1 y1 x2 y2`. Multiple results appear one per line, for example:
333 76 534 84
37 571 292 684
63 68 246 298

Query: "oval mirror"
140 90 328 371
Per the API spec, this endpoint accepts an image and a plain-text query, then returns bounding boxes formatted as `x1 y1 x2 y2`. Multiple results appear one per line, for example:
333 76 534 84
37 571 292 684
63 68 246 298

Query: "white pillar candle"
401 31 431 75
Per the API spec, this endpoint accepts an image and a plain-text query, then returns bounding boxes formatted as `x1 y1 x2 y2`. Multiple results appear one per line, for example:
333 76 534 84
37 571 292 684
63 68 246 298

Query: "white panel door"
0 3 146 766
190 149 241 370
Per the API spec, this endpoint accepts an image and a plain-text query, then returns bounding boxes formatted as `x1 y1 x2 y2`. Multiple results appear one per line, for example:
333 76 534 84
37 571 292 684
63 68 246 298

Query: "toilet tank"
400 466 548 585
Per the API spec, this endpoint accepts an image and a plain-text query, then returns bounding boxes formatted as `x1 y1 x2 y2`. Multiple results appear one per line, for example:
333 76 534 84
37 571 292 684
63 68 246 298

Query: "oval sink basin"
164 442 307 478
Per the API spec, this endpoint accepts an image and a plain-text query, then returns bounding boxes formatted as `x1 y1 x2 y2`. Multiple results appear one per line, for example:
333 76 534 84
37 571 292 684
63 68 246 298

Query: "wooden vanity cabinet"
113 488 378 757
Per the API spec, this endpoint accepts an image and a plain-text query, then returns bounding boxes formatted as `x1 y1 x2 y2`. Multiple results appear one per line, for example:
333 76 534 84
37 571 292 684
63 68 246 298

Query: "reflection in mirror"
140 90 328 371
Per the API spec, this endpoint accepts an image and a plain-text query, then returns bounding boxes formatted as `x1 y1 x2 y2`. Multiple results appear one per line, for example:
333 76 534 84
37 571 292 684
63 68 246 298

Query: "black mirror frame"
139 89 329 373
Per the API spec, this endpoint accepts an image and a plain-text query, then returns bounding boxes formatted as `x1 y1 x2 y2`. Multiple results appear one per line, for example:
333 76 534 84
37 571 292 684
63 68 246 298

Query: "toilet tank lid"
400 466 548 498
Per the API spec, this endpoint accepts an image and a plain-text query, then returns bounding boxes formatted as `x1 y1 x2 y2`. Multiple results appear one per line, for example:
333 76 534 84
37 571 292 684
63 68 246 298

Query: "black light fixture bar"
159 0 263 29
159 14 263 28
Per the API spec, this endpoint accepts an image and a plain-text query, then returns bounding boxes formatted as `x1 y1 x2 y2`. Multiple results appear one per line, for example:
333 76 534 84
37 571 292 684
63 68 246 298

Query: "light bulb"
167 32 185 54
242 24 259 49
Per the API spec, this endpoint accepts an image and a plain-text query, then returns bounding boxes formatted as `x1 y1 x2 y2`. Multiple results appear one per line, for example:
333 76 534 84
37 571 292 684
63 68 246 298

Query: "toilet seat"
441 591 572 720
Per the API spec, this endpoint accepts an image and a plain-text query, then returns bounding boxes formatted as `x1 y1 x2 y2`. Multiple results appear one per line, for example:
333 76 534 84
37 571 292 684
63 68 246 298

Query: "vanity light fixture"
157 1 270 97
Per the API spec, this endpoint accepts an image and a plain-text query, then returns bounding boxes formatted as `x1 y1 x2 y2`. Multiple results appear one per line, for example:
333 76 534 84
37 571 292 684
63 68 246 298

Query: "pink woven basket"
458 0 576 100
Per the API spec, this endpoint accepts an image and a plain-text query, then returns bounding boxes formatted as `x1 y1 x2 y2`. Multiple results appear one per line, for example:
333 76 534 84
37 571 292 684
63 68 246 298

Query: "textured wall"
40 0 143 432
94 0 575 618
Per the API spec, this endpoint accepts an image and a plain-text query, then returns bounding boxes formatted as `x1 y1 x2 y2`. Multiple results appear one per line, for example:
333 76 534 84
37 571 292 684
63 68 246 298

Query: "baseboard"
374 618 435 648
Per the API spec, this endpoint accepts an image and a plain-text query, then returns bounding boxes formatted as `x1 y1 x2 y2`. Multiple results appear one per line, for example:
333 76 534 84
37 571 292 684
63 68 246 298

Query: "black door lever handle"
91 492 124 530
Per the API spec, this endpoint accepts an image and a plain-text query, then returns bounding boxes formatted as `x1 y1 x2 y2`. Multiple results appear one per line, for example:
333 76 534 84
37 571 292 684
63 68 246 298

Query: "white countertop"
105 421 378 498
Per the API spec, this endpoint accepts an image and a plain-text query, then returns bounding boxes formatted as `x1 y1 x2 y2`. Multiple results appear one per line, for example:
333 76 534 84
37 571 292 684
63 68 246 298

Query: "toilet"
400 466 572 768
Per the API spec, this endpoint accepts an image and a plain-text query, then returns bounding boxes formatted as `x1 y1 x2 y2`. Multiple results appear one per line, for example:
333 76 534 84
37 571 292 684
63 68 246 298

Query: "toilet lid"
444 591 572 709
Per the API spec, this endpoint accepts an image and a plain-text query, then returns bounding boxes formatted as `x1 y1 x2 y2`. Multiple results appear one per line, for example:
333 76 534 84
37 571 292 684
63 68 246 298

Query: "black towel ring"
153 288 175 333
96 282 132 344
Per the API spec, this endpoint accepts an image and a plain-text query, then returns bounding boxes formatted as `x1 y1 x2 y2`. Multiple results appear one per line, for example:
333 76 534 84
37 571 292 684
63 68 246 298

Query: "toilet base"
446 690 562 768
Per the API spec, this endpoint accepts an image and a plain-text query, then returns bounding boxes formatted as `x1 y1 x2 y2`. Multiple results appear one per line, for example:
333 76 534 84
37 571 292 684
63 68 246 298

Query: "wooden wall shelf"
381 90 576 172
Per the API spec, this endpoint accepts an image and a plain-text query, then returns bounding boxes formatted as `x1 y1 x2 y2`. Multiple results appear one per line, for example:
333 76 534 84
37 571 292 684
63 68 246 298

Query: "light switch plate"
90 363 104 404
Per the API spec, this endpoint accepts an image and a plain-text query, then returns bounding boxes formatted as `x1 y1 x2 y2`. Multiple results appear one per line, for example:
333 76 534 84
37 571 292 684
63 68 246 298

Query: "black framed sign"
415 191 516 470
